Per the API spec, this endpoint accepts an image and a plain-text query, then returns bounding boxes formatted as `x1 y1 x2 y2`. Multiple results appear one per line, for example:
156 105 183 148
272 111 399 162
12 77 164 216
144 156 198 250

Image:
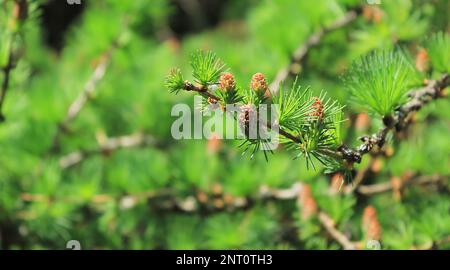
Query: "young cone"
298 185 318 220
310 97 324 120
251 73 268 92
219 72 236 92
362 205 382 241
415 48 429 72
251 72 271 98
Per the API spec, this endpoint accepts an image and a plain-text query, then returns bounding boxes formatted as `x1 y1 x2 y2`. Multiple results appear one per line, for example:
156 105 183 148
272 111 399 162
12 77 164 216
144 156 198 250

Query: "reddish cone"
362 205 382 241
219 72 236 92
298 185 318 220
251 73 268 94
310 97 324 120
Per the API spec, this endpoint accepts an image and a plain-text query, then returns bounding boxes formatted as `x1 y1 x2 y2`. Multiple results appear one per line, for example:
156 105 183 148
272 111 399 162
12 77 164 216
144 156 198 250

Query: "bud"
355 113 370 131
219 72 236 92
415 48 429 72
196 191 208 204
383 146 394 157
362 206 376 229
362 6 383 23
223 194 234 205
250 73 268 94
211 183 223 196
213 198 225 209
362 205 382 241
310 97 324 120
390 176 402 201
298 185 318 220
370 158 383 173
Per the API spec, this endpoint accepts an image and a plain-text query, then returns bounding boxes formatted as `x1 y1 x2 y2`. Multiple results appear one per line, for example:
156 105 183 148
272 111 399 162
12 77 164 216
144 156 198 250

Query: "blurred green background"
0 0 449 250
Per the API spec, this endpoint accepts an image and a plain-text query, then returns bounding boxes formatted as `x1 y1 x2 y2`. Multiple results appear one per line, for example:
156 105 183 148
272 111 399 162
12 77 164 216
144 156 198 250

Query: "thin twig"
64 54 112 124
184 81 221 101
357 174 448 196
59 132 163 169
17 180 368 249
318 212 357 250
19 180 357 250
34 173 439 211
269 9 359 93
344 157 376 194
50 45 117 151
19 182 304 213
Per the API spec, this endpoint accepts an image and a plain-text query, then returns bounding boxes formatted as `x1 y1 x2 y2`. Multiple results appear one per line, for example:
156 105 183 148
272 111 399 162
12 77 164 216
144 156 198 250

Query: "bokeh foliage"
0 0 449 250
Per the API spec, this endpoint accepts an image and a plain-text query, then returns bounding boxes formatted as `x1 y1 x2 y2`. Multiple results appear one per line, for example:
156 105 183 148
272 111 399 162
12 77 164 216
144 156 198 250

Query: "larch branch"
335 73 450 165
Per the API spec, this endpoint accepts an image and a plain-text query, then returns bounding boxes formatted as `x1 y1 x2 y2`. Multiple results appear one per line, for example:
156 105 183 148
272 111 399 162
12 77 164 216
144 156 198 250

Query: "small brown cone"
362 205 382 241
213 198 225 209
370 158 383 173
415 48 429 72
310 97 324 121
362 6 383 23
211 183 223 196
223 194 234 205
196 190 208 204
298 185 318 220
354 113 371 131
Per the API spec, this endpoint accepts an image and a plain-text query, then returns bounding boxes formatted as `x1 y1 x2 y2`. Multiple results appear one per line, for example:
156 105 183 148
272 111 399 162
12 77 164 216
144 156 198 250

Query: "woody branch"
333 73 450 165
